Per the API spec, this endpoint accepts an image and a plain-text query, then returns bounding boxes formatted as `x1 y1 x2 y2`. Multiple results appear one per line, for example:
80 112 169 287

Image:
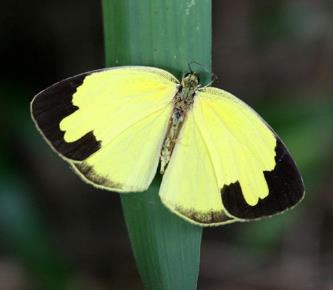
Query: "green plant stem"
102 1 211 289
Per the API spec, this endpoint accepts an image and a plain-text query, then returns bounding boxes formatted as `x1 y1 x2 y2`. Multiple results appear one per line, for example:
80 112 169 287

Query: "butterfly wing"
159 109 235 226
159 87 304 226
31 66 179 192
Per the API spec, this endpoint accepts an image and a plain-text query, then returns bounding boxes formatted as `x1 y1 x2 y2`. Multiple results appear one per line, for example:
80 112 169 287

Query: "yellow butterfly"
31 66 304 226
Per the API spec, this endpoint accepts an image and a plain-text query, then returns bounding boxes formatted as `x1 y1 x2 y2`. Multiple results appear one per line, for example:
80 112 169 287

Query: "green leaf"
102 0 211 289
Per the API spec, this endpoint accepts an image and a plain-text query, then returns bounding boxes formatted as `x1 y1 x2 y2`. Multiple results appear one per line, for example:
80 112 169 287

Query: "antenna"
187 62 194 74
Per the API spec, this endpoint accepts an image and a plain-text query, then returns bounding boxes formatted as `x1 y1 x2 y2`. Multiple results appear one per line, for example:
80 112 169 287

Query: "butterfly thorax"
160 73 199 174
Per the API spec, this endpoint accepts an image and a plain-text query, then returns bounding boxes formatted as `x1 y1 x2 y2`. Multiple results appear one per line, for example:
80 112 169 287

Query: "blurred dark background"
1 0 333 289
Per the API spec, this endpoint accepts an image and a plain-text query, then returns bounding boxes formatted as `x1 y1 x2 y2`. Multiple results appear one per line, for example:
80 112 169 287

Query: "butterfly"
31 66 304 226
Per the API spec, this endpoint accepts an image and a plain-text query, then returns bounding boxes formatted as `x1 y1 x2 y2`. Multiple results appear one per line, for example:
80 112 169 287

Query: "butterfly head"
181 73 200 91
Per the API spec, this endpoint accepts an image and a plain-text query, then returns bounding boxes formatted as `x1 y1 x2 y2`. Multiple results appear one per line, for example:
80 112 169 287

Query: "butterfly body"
160 73 200 173
31 66 304 226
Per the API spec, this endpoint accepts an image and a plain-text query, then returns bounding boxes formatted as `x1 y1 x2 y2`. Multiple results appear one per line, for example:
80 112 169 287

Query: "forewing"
31 66 178 192
193 87 304 220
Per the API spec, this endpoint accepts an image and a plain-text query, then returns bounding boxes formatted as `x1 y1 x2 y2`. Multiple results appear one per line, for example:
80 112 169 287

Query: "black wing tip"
31 72 102 161
221 138 304 220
